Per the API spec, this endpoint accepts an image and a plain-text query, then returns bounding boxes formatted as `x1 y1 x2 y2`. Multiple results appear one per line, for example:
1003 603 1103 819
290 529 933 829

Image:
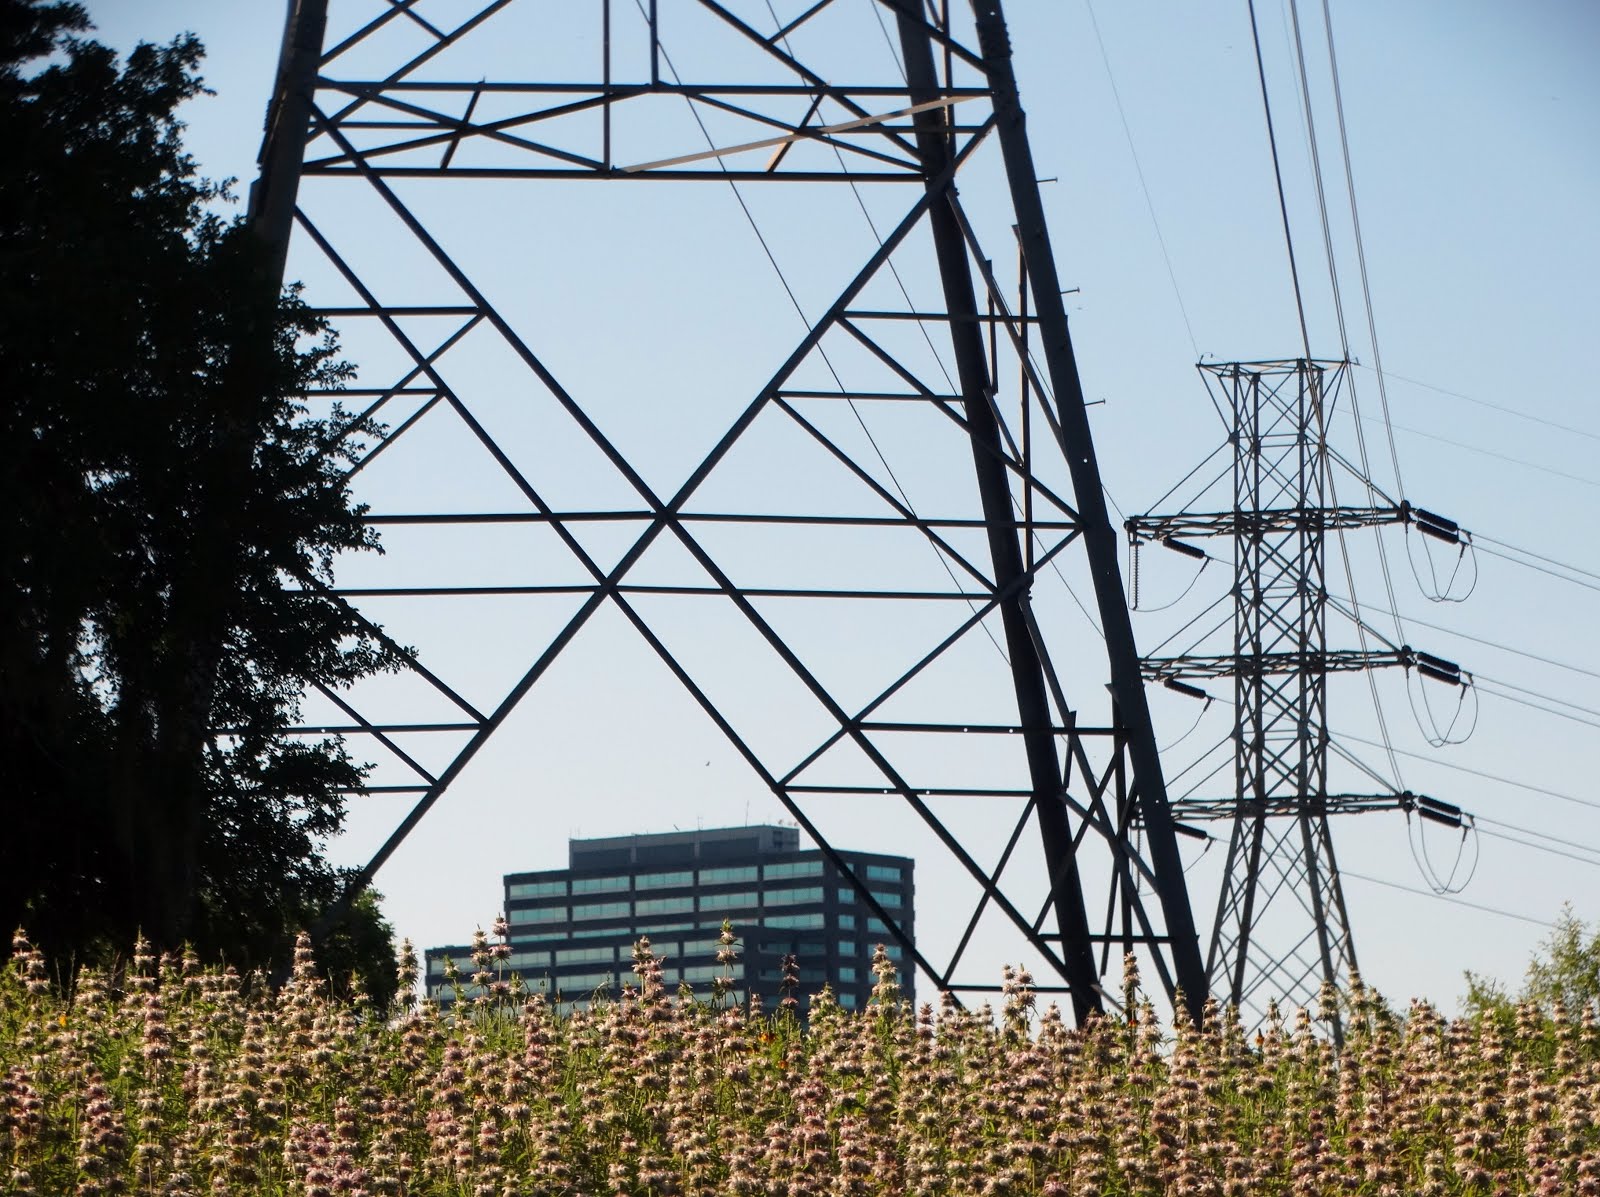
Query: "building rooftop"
564 824 801 871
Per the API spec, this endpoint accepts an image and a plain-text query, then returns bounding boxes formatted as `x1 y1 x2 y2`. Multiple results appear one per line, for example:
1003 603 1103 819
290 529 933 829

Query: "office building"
425 825 914 1013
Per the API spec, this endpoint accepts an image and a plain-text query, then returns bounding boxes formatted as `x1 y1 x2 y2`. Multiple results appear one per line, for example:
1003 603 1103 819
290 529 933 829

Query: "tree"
317 888 402 1011
0 0 402 988
1464 903 1600 1019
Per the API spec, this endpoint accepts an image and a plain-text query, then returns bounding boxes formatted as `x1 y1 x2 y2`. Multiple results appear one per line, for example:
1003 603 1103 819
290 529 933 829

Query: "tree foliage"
1464 903 1600 1020
0 0 401 996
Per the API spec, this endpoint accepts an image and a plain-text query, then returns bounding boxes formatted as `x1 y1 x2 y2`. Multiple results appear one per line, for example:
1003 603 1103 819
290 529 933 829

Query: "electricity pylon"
246 0 1209 1020
1128 359 1466 1027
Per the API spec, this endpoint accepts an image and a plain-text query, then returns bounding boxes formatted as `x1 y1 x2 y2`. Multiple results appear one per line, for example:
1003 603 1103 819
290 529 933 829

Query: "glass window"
839 966 858 982
507 879 566 899
573 901 629 921
865 864 902 883
637 896 694 916
838 992 858 1009
638 924 693 937
570 926 622 939
682 963 742 983
762 913 825 930
556 946 615 965
764 860 823 880
838 914 856 930
838 940 857 957
638 870 693 890
701 865 758 885
680 938 723 957
701 891 757 912
867 918 889 935
764 886 823 907
837 888 856 904
869 889 903 909
515 905 567 924
555 971 616 991
572 874 629 894
507 950 550 971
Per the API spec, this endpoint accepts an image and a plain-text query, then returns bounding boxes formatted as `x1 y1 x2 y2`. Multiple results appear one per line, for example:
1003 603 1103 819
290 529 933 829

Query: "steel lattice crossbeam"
246 0 1209 1020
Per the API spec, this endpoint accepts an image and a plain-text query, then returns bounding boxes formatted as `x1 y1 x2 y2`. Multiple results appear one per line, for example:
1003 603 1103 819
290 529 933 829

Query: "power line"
1287 0 1350 364
1335 730 1600 814
1207 2 1593 1003
1474 542 1600 598
1245 0 1312 360
1334 406 1600 492
1082 0 1202 359
1167 731 1233 788
1471 671 1600 722
1354 363 1600 447
1474 814 1600 864
655 1 1012 666
1341 870 1555 929
1317 404 1405 784
1275 6 1409 781
1287 0 1600 833
1176 748 1235 803
1159 693 1218 753
1472 531 1600 587
1144 588 1234 658
1328 737 1398 790
797 3 1115 652
1332 596 1600 684
1474 824 1600 871
1316 0 1406 499
1285 0 1409 696
1472 676 1600 734
1138 439 1234 520
1404 804 1480 896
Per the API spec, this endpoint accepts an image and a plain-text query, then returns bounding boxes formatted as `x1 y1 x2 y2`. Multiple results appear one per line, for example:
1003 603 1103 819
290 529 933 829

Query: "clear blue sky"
86 1 1600 1013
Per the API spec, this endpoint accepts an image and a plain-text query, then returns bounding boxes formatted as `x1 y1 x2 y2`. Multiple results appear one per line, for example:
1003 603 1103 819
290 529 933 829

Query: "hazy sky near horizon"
82 0 1600 1014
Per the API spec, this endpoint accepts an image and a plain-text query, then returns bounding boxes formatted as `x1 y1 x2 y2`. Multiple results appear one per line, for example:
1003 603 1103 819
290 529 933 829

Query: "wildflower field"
3 929 1598 1196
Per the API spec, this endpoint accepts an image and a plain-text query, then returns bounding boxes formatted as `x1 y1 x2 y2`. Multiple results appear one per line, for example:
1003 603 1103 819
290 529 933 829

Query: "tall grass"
3 927 1597 1195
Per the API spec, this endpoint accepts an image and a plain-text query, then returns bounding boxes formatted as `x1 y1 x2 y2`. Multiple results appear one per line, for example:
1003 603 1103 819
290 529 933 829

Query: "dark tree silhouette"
1 0 402 996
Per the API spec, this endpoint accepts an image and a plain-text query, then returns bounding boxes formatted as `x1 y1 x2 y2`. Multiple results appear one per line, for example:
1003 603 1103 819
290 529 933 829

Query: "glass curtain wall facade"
425 826 914 1014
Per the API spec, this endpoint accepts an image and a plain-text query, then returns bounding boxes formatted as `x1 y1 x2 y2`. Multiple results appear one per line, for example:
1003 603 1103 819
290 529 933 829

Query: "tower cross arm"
1142 648 1413 682
1125 504 1408 544
1165 790 1459 822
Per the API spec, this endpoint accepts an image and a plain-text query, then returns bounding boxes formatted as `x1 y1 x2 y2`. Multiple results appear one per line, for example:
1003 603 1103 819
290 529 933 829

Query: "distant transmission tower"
1127 359 1466 1026
247 0 1209 1020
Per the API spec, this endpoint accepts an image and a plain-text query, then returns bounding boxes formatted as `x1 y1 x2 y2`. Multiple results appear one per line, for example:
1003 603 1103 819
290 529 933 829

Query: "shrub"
3 930 1597 1195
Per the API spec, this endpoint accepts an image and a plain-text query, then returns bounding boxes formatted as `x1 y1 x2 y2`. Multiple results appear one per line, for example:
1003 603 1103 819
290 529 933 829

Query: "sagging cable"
1403 503 1477 602
1403 795 1480 895
1403 649 1478 747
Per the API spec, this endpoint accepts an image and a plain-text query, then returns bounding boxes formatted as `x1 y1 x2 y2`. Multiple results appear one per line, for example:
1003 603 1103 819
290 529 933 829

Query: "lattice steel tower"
248 0 1210 1019
1128 359 1463 1025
